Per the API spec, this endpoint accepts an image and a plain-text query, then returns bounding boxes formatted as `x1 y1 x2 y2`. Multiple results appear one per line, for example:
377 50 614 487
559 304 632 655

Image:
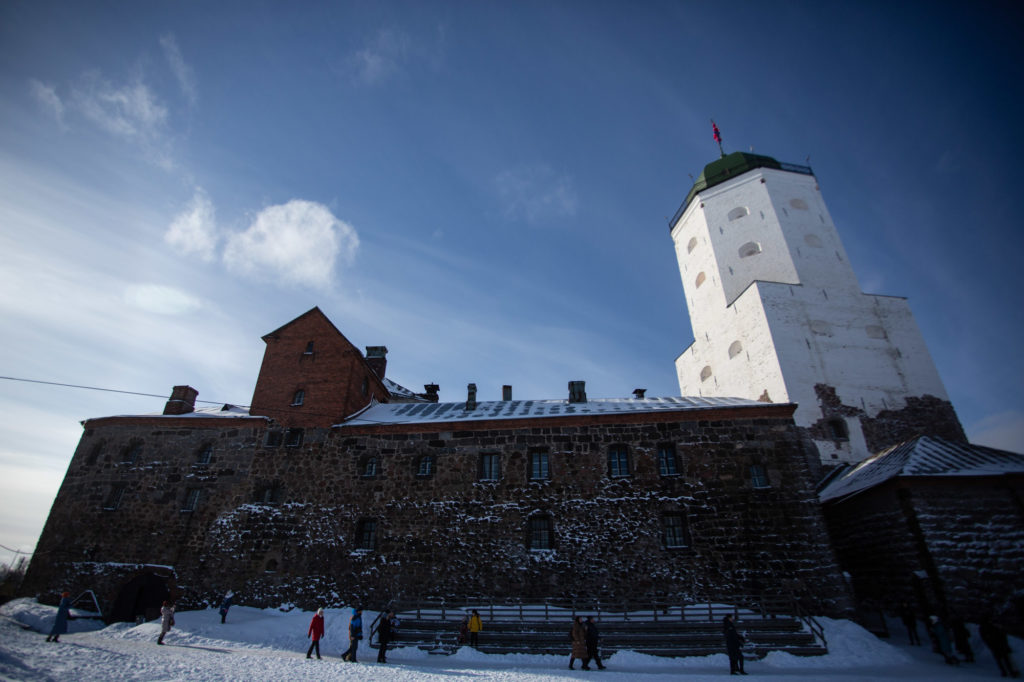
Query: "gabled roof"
819 436 1024 503
261 306 346 342
383 377 431 402
337 395 769 428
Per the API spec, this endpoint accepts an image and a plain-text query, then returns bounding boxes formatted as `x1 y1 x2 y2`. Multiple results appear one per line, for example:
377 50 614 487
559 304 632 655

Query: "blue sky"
1 1 1022 562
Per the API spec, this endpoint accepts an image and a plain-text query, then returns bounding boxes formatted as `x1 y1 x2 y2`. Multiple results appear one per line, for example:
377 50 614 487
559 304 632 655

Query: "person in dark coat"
458 615 469 645
979 618 1020 678
583 615 606 670
376 610 396 663
723 614 747 675
950 615 974 663
341 607 362 662
45 591 72 642
899 601 920 645
568 616 587 670
306 608 325 659
218 590 233 624
157 600 175 645
928 615 959 665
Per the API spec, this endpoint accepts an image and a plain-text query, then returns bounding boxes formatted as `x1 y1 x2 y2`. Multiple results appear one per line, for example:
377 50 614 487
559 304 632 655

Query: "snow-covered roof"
97 404 255 420
338 395 768 428
819 435 1024 503
383 377 430 402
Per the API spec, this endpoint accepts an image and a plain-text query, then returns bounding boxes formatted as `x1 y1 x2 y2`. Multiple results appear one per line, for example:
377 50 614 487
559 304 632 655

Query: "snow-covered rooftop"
383 377 430 402
338 395 767 428
819 435 1024 503
96 404 255 421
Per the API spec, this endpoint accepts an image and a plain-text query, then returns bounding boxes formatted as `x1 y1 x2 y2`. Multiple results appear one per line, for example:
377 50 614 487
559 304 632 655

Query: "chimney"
568 380 587 403
423 384 439 403
633 388 646 399
466 383 478 411
365 346 388 379
502 385 512 401
164 385 198 415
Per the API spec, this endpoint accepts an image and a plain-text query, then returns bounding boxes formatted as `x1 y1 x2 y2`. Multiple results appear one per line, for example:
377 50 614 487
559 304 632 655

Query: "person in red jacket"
307 608 325 659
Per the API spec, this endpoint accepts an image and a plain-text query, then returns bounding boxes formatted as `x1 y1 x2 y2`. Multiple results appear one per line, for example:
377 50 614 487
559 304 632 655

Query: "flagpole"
711 119 725 158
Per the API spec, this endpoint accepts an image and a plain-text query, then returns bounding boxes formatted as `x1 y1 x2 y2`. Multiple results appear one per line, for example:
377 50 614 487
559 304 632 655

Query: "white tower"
671 152 964 465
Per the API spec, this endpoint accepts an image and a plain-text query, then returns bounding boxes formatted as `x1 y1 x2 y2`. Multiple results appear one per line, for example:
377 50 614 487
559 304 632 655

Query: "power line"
0 376 248 408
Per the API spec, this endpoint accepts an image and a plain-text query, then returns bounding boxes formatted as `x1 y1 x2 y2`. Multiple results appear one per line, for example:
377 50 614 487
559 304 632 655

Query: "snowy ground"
0 599 1019 681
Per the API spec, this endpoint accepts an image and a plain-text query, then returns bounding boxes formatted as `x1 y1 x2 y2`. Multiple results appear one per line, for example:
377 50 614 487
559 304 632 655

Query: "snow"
2 599 1019 681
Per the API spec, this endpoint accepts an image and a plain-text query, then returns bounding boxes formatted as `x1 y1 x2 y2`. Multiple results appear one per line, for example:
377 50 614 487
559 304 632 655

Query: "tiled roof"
819 436 1024 503
338 395 767 428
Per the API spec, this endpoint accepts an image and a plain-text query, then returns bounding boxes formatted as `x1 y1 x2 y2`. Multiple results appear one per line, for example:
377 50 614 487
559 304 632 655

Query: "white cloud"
159 33 198 106
223 200 359 289
970 410 1024 454
165 189 218 261
124 284 203 315
350 28 412 84
28 79 66 130
495 164 578 224
73 71 168 139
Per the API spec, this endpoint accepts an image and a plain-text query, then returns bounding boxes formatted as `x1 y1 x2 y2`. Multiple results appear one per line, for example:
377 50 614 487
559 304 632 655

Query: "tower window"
527 515 554 550
804 233 823 248
827 418 849 441
700 365 713 382
809 320 832 336
695 272 706 288
661 512 691 548
291 389 305 406
728 341 743 359
727 206 749 221
608 445 631 478
686 237 698 254
738 241 762 258
789 198 809 210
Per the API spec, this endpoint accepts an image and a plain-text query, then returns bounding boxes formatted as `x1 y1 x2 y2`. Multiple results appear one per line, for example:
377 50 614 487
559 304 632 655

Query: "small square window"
657 444 678 476
181 488 200 512
265 431 283 447
529 451 550 480
479 453 500 481
284 428 304 448
527 516 554 550
750 464 770 489
417 455 435 477
103 485 126 511
357 519 377 550
661 512 690 548
608 446 630 478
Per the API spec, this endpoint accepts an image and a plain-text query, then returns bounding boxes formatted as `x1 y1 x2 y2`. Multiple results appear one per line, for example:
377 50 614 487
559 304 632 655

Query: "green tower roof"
671 151 813 228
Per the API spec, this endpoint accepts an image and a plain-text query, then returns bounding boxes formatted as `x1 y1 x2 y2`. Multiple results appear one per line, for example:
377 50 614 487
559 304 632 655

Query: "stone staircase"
373 602 828 659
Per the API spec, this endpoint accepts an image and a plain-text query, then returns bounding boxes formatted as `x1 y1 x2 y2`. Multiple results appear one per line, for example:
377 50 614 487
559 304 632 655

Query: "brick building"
23 307 853 621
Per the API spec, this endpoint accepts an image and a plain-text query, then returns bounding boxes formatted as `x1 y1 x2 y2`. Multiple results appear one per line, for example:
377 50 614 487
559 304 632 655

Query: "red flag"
712 120 722 144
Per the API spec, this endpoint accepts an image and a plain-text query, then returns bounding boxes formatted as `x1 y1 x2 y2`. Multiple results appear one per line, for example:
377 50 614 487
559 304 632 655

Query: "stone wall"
24 408 852 619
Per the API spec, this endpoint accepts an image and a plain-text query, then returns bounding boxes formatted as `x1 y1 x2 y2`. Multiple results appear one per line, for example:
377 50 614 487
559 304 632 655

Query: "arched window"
196 442 214 464
809 320 832 336
361 456 379 479
728 340 743 359
304 341 315 355
291 389 305 406
804 233 823 248
700 365 713 382
738 241 762 258
727 206 749 221
695 272 706 288
122 441 143 464
416 454 435 478
790 198 809 210
686 237 698 254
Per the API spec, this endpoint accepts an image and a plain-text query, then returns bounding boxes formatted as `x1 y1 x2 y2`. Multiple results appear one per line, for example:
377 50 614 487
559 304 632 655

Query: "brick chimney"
164 385 198 415
466 383 478 411
365 346 388 379
568 380 587 403
502 385 512 401
633 388 646 399
423 384 439 403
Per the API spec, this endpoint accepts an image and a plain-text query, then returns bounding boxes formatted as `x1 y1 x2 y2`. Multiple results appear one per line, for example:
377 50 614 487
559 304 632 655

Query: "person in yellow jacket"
468 609 483 648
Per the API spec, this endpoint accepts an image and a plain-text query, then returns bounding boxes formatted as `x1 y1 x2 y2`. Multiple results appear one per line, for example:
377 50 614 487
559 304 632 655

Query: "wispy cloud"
223 200 359 289
124 283 204 316
165 188 218 261
159 33 198 106
495 164 579 224
28 79 66 130
348 28 412 84
72 70 168 139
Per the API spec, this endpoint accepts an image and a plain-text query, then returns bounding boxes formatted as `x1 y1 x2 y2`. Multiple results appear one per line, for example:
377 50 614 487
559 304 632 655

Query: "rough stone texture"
23 406 853 620
822 477 1024 635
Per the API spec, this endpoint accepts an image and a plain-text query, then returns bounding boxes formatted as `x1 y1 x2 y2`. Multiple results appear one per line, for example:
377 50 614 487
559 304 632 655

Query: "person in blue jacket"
341 607 363 662
218 590 234 624
45 591 72 642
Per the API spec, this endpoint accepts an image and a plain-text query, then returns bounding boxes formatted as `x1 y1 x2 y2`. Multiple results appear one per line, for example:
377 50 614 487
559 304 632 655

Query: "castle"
23 148 1004 629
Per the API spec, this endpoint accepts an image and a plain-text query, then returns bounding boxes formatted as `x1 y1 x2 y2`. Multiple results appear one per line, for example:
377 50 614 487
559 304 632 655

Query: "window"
750 464 770 489
865 325 888 339
608 445 630 478
86 441 104 465
790 198 808 210
181 488 200 512
361 376 369 396
527 516 554 550
804 233 823 248
728 340 743 359
727 206 749 221
661 512 690 548
265 559 278 572
291 389 305 406
356 519 377 550
284 428 304 447
196 443 213 464
686 237 698 254
255 482 284 505
529 451 550 480
304 341 314 355
416 455 435 478
103 484 126 511
265 431 283 447
700 365 713 382
122 441 142 464
738 241 762 258
657 444 678 476
827 418 849 441
361 456 378 479
479 453 500 481
695 272 706 288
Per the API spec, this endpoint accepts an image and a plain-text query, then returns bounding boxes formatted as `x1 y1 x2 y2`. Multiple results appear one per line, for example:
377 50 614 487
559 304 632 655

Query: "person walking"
45 591 72 642
723 614 747 675
468 609 483 649
341 607 363 662
569 615 587 670
218 590 233 624
376 610 396 663
157 600 175 645
899 601 920 645
306 607 325 659
979 618 1020 678
583 615 606 670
